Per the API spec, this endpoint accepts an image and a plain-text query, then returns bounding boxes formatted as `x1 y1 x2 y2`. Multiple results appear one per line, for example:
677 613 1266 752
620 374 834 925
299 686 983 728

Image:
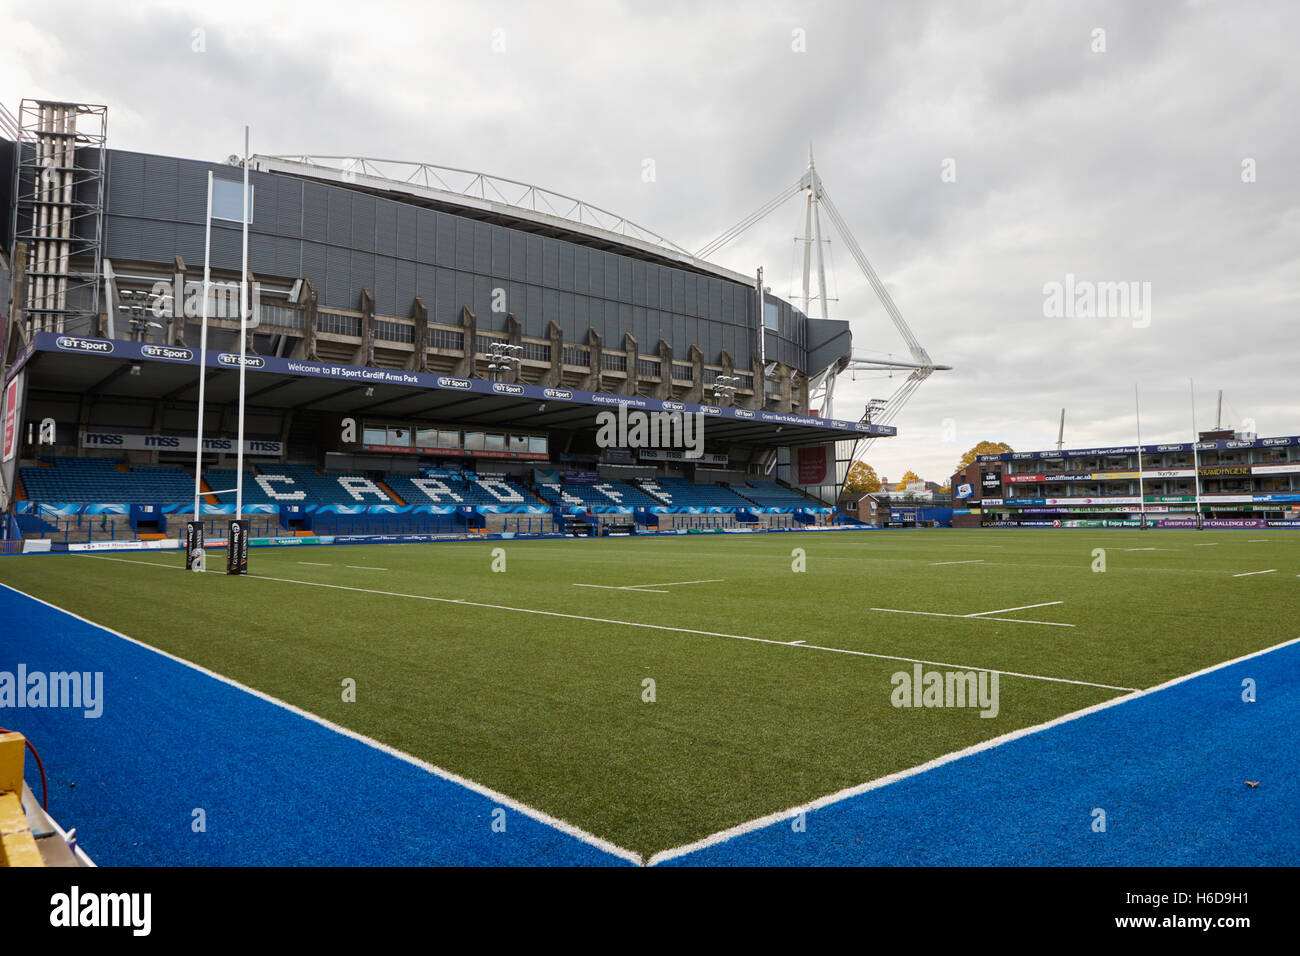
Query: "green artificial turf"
2 528 1296 858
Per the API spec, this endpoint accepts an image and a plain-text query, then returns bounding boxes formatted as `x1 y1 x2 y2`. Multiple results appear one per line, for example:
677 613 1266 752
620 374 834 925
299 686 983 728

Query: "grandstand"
636 477 756 510
21 458 192 504
0 95 912 550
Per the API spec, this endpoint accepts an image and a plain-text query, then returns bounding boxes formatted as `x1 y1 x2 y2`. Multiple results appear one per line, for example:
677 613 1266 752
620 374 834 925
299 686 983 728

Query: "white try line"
574 578 724 594
872 607 1074 628
1232 569 1276 577
646 634 1300 866
78 554 1127 691
0 580 642 867
929 559 985 566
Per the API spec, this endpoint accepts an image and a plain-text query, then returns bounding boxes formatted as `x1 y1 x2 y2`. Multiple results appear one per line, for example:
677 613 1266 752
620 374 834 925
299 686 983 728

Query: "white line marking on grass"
298 562 332 566
0 580 642 867
1126 547 1157 551
1232 569 1276 577
646 634 1300 866
346 565 388 571
788 640 805 645
964 601 1063 617
1248 539 1269 542
1193 543 1218 547
574 585 669 593
79 555 1124 691
872 607 1074 628
929 559 985 566
574 578 723 594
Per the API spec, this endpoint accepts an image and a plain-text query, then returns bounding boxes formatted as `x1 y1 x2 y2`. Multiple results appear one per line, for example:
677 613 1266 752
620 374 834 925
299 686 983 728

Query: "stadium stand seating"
203 469 263 504
732 480 816 508
533 480 661 509
635 477 754 509
249 463 393 504
20 457 194 503
385 473 536 507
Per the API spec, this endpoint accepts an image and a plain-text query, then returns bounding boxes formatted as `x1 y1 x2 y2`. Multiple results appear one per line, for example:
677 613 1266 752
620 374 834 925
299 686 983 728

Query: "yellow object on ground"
0 732 43 867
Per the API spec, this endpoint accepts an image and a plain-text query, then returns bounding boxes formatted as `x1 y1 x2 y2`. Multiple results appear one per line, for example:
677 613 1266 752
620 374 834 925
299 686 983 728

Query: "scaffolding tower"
11 100 107 336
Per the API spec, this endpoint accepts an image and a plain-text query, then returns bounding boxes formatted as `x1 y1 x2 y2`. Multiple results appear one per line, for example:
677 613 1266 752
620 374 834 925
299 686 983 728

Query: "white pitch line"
78 554 1121 690
1232 569 1276 577
873 607 1074 628
1125 547 1157 551
346 565 388 571
929 559 985 566
1193 543 1218 547
1248 539 1269 542
964 601 1063 618
298 562 332 566
574 584 670 594
0 581 641 866
574 578 723 594
647 634 1300 866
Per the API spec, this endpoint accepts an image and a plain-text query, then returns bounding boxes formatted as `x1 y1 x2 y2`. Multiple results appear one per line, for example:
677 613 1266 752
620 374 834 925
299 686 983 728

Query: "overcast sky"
3 0 1297 483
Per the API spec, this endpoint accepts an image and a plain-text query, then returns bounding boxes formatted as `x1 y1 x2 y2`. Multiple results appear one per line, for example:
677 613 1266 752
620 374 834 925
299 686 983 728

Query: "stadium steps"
376 480 406 506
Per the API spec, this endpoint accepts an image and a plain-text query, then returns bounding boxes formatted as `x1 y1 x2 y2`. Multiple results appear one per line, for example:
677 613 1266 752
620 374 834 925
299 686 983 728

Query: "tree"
843 461 881 494
956 441 1013 476
895 469 922 491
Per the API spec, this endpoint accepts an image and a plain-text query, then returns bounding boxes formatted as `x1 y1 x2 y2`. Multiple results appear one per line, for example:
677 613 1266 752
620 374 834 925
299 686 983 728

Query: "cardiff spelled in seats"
385 473 533 507
249 464 392 503
636 477 753 509
533 481 660 509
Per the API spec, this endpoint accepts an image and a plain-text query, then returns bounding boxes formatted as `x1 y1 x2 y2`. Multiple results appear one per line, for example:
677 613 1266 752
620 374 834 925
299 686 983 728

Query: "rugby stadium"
0 97 1296 876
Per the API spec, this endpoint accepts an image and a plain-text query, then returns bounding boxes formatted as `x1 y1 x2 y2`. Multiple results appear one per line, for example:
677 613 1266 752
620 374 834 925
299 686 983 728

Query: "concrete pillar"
654 339 673 399
454 305 477 377
356 288 375 367
686 344 704 404
622 332 638 395
541 320 564 387
294 277 319 361
411 296 429 372
582 328 602 391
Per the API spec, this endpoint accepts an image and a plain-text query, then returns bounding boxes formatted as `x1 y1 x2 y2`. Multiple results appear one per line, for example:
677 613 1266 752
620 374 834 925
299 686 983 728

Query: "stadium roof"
9 333 892 449
249 154 758 286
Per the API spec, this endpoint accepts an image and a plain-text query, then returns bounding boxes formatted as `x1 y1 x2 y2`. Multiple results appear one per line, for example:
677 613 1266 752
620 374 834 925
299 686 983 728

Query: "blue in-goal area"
0 584 631 866
659 639 1300 866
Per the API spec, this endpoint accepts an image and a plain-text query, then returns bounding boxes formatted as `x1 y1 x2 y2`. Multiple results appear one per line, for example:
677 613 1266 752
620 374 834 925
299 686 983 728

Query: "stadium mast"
695 148 949 467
